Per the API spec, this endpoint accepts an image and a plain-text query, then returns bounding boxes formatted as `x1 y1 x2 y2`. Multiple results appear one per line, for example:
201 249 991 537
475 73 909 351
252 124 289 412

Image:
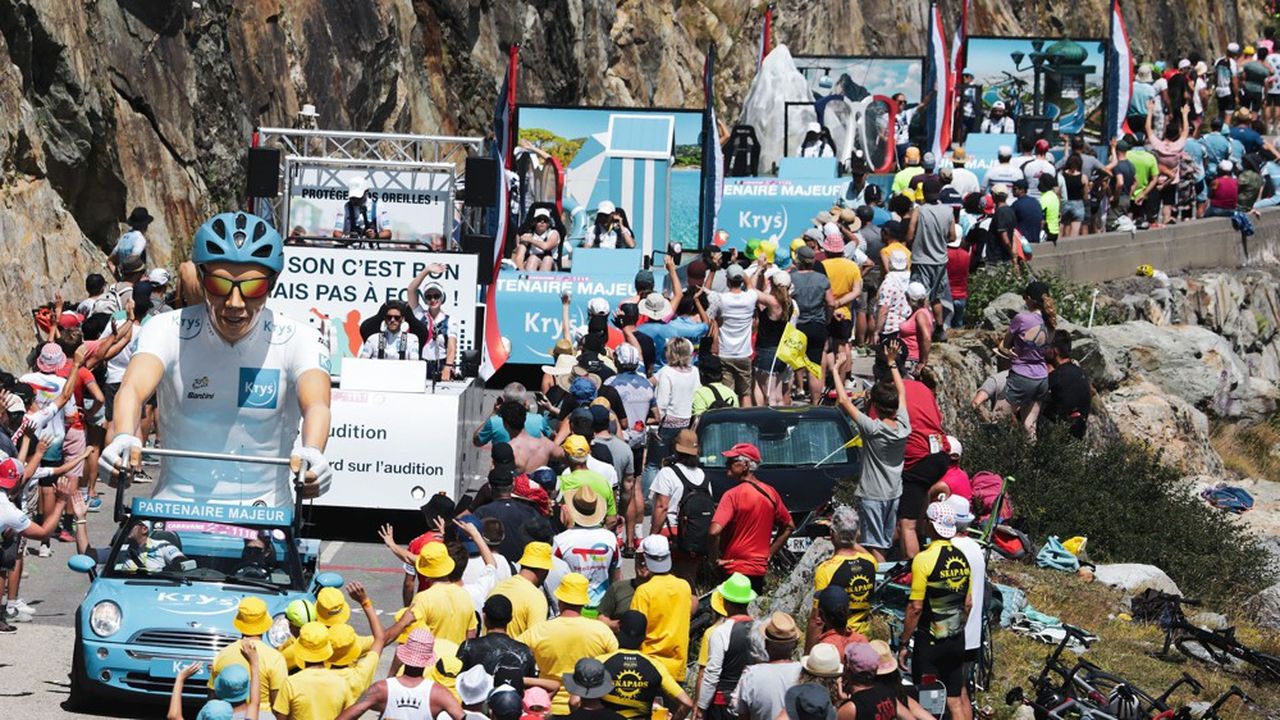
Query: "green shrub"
959 423 1275 599
965 265 1123 327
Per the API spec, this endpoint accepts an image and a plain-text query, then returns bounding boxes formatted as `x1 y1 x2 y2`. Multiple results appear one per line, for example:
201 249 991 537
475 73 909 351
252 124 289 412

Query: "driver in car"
234 531 276 579
119 521 191 573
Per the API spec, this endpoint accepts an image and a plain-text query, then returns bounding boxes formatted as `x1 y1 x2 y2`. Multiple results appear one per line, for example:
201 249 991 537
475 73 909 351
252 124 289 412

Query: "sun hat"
761 611 801 642
945 494 976 526
457 664 496 706
540 353 576 377
952 146 968 164
640 534 673 573
292 622 332 668
1177 58 1192 70
722 442 762 463
725 263 746 281
233 596 274 636
906 281 928 302
844 643 882 675
1135 64 1154 82
554 572 591 607
563 658 613 699
868 640 898 674
285 598 317 628
773 270 792 287
561 434 591 462
596 200 616 215
128 206 155 225
195 700 234 720
587 297 610 315
888 248 909 271
569 375 597 401
566 485 607 527
1195 60 1209 76
415 541 456 579
519 541 553 571
639 292 672 320
710 589 727 616
926 500 958 539
36 343 66 373
801 642 845 677
822 233 845 254
946 435 962 457
327 623 363 667
315 586 352 625
431 654 463 689
716 572 758 605
212 664 250 703
617 609 648 647
524 687 553 712
816 211 835 226
671 428 699 455
397 628 437 668
802 227 824 244
784 684 837 720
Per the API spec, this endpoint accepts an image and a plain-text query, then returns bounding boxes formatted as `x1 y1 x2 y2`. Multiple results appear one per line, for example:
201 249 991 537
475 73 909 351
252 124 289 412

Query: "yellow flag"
777 323 823 377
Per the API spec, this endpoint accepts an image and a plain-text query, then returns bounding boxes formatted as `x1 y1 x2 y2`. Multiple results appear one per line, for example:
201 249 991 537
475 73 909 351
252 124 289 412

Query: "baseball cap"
906 281 928 301
1034 138 1050 153
726 263 746 281
997 144 1012 158
524 687 553 712
617 609 648 647
904 146 921 163
922 152 936 169
347 177 369 198
1219 159 1234 173
614 343 642 369
147 268 171 286
640 534 672 573
634 268 655 289
815 585 850 618
1228 42 1241 54
587 297 610 315
722 442 762 463
772 270 792 287
1245 45 1257 55
1116 139 1133 152
795 245 815 261
992 100 1006 111
596 200 616 215
562 434 591 461
0 458 23 491
1178 58 1192 70
926 500 958 538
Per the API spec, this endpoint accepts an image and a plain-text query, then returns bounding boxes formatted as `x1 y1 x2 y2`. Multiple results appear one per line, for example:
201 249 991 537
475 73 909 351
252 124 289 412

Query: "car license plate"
786 536 813 553
148 658 208 680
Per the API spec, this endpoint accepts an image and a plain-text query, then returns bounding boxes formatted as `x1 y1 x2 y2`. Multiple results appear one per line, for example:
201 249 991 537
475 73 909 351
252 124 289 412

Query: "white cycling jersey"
133 305 328 507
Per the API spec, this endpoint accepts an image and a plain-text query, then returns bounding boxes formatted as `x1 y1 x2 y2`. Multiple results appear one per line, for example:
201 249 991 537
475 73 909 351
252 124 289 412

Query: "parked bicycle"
1155 595 1280 682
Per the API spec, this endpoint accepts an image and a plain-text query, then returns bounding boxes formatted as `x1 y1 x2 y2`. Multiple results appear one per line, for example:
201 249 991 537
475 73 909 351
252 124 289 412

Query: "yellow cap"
233 596 273 636
554 572 591 607
561 434 590 461
1245 45 1257 55
790 237 806 252
710 589 727 617
431 655 463 693
292 622 332 669
904 146 921 163
415 541 456 579
518 541 553 571
315 587 350 626
327 623 362 667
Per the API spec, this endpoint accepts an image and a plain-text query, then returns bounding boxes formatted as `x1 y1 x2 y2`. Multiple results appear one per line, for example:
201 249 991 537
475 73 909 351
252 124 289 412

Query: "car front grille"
128 629 237 653
120 672 207 695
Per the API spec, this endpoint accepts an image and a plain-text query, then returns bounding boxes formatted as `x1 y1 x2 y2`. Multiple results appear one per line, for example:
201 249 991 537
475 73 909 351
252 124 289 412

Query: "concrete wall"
1032 209 1280 284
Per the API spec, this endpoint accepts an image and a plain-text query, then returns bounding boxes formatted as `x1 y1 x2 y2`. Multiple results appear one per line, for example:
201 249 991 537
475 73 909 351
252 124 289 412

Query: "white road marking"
320 540 344 564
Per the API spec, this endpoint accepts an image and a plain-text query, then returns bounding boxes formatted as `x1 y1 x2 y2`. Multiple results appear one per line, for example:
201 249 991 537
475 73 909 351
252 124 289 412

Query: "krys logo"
238 368 280 409
736 206 789 244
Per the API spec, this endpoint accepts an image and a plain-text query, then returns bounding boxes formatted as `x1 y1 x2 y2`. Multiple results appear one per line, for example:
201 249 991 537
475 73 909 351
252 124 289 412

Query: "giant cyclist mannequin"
99 212 333 506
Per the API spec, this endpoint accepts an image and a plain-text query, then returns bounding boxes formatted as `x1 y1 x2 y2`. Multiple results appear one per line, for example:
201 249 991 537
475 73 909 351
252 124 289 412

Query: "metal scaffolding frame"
251 128 484 234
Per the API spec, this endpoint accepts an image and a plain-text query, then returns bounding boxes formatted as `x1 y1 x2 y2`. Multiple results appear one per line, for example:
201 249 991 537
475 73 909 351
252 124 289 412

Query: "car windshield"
700 413 855 468
103 516 303 591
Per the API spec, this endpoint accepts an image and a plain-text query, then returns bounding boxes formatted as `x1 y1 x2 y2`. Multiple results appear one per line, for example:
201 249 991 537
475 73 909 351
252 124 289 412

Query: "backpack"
969 471 1012 524
669 465 715 556
92 283 132 316
991 524 1033 561
706 384 733 412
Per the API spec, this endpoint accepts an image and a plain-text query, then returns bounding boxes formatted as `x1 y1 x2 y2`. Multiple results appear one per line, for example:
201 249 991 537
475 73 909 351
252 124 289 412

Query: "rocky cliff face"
0 0 1267 368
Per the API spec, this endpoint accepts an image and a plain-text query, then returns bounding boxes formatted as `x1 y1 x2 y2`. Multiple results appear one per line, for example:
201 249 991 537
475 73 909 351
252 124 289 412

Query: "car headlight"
90 601 122 637
267 613 290 648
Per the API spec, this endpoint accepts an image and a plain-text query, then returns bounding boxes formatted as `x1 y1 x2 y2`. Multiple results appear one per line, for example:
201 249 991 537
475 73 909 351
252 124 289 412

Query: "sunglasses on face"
385 314 403 321
201 274 271 299
426 294 443 302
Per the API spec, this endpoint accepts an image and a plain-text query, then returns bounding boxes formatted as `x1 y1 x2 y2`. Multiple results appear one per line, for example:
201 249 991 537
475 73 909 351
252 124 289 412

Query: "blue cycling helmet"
192 212 284 274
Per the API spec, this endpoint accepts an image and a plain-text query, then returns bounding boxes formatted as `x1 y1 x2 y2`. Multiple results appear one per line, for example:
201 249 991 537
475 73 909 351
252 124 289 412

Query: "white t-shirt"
952 535 987 651
358 329 421 360
106 320 140 384
112 230 147 265
411 309 457 362
552 525 620 608
19 372 72 444
649 463 707 529
716 289 759 359
949 168 981 197
0 493 32 535
984 162 1024 191
133 305 328 507
980 116 1015 134
1267 54 1280 94
1023 158 1056 196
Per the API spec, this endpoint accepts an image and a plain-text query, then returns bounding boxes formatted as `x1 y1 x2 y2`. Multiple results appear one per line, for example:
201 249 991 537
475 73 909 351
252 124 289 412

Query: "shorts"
910 264 951 305
1062 200 1086 222
856 496 898 550
1268 94 1280 107
1243 92 1264 112
827 318 854 343
1160 184 1178 205
913 632 967 697
753 347 792 380
63 427 86 481
899 452 950 520
1216 95 1236 113
795 321 828 365
1004 370 1048 409
103 382 119 422
721 356 753 398
0 536 18 572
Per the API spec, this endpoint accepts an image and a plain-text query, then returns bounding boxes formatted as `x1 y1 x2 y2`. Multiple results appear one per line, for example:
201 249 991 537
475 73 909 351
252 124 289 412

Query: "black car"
696 405 860 522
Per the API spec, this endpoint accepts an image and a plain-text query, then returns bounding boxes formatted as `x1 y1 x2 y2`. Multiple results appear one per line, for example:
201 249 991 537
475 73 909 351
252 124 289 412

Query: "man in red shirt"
895 378 948 559
708 443 794 593
945 234 970 330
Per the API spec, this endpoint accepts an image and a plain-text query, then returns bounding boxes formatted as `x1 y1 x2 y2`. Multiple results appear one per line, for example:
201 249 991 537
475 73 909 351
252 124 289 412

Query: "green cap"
716 572 759 606
285 598 317 628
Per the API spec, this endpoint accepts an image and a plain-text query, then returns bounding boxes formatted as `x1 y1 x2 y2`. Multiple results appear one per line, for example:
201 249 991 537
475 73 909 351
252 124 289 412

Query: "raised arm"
664 254 684 313
348 581 387 657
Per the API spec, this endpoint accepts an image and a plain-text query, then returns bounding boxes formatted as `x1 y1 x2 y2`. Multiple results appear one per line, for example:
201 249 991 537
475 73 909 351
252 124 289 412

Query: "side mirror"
68 554 96 574
314 571 344 589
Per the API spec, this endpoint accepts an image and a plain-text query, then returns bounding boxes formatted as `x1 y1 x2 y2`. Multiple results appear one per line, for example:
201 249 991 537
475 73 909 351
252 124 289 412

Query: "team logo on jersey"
611 667 646 699
940 554 970 592
263 318 296 345
238 368 280 409
187 375 214 400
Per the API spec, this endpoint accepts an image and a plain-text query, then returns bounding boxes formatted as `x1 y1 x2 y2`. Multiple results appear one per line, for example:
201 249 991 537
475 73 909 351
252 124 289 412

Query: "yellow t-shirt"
209 638 290 713
488 574 549 637
410 582 479 646
271 666 351 720
334 650 381 705
880 241 912 269
630 573 692 682
821 257 863 320
814 551 879 637
519 615 619 716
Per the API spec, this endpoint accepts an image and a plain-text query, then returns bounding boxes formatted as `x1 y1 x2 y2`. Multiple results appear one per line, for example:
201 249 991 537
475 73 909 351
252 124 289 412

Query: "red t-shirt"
946 247 971 300
54 363 97 431
902 379 945 468
940 467 971 499
711 478 792 576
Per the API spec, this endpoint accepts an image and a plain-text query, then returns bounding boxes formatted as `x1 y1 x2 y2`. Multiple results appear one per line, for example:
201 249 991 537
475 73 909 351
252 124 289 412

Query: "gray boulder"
980 292 1026 330
1094 563 1182 597
1245 582 1280 629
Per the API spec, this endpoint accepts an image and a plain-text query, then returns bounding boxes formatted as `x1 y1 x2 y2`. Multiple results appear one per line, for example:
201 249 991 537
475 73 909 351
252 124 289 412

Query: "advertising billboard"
285 163 454 242
963 36 1107 137
794 55 924 104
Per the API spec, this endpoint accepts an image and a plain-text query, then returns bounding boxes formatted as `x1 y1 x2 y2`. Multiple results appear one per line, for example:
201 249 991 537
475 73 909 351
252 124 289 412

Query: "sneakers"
56 530 75 543
132 469 153 484
4 605 33 623
9 598 33 615
86 496 102 513
0 619 15 633
36 544 53 558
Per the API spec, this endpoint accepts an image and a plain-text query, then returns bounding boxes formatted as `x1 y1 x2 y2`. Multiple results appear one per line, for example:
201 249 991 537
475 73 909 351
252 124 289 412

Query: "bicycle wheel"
1175 635 1250 673
1068 670 1161 718
1184 634 1280 681
974 620 995 692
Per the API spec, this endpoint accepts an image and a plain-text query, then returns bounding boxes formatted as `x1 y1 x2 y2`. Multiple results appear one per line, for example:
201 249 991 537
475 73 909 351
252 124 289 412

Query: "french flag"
758 3 773 68
923 1 952 157
950 0 969 95
479 46 518 381
1106 0 1134 140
